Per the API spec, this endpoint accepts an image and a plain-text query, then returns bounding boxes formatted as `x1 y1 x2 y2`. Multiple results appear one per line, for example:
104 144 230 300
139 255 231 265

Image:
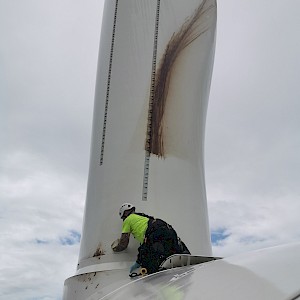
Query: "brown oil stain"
147 0 216 158
93 243 105 257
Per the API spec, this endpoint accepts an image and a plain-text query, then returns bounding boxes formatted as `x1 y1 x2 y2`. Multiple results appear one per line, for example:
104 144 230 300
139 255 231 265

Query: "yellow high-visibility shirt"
122 213 149 243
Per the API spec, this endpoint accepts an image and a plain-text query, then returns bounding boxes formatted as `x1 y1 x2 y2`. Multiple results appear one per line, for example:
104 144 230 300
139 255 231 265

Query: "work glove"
129 262 140 273
111 239 120 251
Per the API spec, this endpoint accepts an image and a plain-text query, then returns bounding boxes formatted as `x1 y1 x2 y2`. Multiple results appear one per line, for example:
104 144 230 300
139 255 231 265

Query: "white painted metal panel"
78 0 217 270
96 243 300 300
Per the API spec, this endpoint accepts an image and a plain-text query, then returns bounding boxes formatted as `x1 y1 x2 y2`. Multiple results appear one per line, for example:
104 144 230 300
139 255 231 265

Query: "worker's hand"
129 262 140 273
111 239 120 251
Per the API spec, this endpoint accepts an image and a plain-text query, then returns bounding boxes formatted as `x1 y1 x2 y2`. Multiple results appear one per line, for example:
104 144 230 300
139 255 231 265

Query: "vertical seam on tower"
99 0 119 166
142 0 161 200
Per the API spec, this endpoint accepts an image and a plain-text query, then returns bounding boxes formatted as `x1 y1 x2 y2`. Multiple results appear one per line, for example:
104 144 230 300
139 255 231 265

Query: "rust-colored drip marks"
93 243 105 257
148 0 215 158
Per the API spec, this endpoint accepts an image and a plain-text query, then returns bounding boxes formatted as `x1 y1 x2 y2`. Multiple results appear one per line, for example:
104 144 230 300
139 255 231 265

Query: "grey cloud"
1 0 300 299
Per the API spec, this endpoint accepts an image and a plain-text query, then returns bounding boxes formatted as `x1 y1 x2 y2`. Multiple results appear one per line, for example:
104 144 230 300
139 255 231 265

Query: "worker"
111 203 190 274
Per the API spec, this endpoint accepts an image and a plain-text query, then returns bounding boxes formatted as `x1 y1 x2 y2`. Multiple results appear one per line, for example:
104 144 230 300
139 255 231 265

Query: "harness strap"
145 218 172 240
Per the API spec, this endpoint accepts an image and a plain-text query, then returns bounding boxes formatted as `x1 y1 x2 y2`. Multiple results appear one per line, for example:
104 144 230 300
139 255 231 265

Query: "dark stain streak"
147 0 215 158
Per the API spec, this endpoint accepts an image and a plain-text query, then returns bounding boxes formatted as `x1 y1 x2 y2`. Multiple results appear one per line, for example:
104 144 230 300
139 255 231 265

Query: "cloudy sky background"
1 0 300 299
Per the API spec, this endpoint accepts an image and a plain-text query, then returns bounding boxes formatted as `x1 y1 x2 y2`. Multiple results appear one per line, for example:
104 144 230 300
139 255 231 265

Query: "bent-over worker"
112 203 190 274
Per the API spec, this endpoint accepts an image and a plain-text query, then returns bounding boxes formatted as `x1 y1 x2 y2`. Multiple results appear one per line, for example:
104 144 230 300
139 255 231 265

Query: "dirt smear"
93 243 105 257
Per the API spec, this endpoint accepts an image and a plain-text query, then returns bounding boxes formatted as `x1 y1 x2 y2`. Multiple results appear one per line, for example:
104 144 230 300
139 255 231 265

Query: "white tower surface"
63 0 217 298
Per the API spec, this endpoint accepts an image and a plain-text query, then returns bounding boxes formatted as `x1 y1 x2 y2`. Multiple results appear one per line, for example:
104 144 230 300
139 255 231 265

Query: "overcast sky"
1 1 300 299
